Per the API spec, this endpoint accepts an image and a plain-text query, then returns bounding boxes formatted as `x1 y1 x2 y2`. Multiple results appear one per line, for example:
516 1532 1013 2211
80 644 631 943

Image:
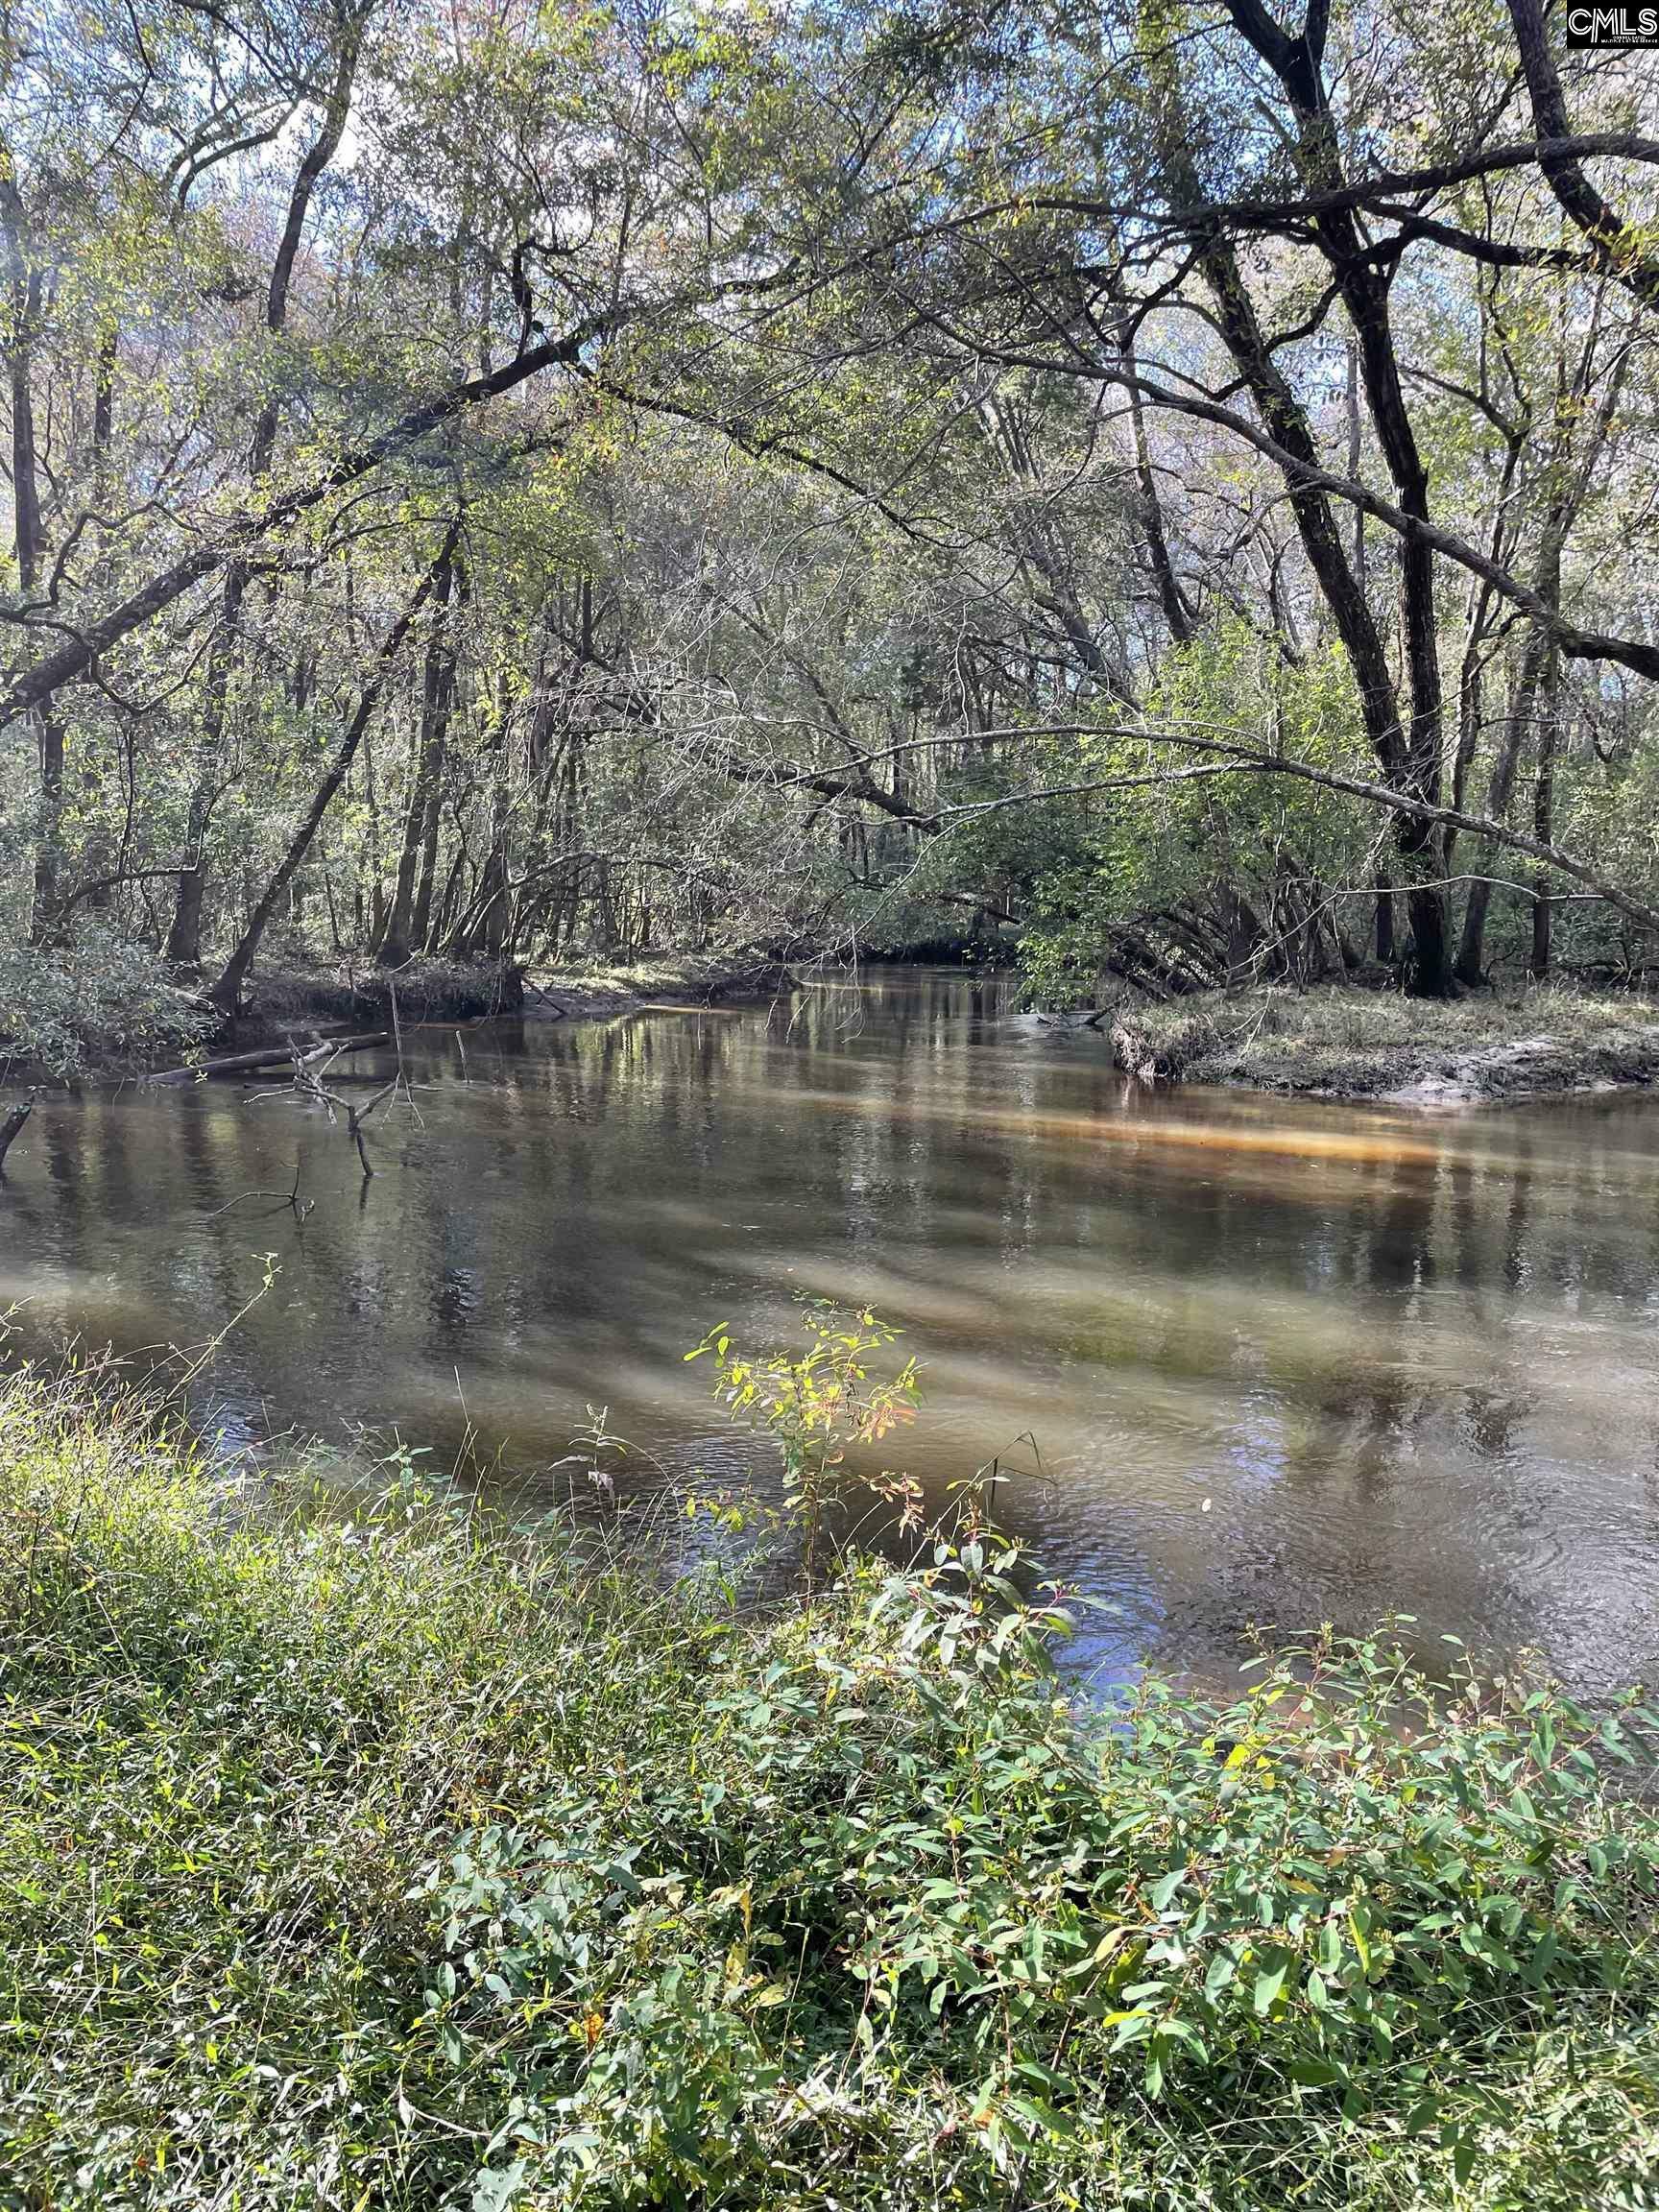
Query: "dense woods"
4 0 1659 1066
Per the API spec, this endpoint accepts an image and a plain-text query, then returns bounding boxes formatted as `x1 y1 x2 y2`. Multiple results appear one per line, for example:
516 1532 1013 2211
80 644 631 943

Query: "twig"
204 1150 312 1220
0 1094 35 1174
347 980 411 1178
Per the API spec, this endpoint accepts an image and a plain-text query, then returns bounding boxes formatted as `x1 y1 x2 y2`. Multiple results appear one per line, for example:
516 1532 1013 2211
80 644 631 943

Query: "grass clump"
3 1358 1659 2209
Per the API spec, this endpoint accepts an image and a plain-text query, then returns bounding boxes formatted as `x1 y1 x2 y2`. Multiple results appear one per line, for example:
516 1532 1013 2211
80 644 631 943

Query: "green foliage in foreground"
3 1372 1659 2209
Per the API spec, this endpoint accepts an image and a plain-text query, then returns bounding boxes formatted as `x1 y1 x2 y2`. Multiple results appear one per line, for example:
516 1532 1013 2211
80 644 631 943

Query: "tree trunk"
379 542 460 965
1376 874 1396 965
1 182 61 945
411 778 445 952
1138 6 1457 986
1531 649 1559 978
92 325 116 478
210 522 461 1014
166 565 247 966
1124 330 1192 646
166 23 364 969
1345 335 1366 594
1455 621 1551 985
1455 342 1620 984
1506 0 1659 314
1215 0 1452 991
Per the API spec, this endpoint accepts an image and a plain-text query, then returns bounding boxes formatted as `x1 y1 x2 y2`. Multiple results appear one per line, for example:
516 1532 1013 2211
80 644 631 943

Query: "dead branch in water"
225 997 412 1182
0 1095 35 1174
347 984 413 1178
205 1151 313 1221
146 1031 388 1085
260 987 415 1177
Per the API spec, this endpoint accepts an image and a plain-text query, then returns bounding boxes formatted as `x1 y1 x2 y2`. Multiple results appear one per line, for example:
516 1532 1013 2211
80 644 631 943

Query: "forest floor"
1096 982 1659 1105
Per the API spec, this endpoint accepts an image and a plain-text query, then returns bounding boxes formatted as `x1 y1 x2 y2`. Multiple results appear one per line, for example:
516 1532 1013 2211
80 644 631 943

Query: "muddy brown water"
5 965 1659 1693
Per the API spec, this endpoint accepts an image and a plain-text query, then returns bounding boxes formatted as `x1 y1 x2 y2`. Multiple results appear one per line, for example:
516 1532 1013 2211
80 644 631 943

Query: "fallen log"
145 1031 389 1085
0 1094 34 1172
241 1067 391 1085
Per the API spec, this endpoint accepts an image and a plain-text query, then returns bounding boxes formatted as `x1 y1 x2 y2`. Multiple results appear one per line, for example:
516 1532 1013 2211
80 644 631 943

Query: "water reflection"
4 966 1659 1693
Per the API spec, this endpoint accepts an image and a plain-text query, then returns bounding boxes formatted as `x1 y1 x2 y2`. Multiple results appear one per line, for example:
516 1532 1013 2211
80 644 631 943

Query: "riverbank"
1096 982 1659 1104
228 955 524 1034
522 950 797 1021
233 949 796 1035
0 954 524 1090
161 950 797 1052
6 1363 1659 2210
0 950 795 1094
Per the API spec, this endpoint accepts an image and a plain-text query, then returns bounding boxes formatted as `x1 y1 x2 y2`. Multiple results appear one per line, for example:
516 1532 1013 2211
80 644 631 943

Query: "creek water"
6 964 1659 1693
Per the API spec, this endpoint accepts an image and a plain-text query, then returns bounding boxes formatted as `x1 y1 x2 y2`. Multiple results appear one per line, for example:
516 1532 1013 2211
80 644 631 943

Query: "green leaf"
1150 1865 1187 1912
1252 1952 1290 2016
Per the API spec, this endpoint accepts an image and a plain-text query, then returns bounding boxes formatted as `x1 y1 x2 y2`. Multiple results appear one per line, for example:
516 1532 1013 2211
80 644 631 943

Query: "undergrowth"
0 927 214 1082
3 1343 1658 2209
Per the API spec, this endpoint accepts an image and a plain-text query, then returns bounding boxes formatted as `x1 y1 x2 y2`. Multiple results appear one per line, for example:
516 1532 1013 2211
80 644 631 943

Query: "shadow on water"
5 964 1659 1694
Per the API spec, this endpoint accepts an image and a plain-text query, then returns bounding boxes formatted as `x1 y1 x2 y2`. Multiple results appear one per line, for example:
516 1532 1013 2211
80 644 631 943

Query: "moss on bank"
4 1368 1659 2209
1101 983 1659 1103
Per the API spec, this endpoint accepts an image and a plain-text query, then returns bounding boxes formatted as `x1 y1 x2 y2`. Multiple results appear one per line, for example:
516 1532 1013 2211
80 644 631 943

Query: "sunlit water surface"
6 966 1659 1692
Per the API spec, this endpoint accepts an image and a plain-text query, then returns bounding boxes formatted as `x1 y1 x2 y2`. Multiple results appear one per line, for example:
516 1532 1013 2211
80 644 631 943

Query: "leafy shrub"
2 1345 1658 2209
1005 621 1373 1008
0 925 214 1080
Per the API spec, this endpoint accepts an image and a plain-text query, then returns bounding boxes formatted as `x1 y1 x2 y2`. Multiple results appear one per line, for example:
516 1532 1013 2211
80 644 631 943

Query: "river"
6 964 1659 1693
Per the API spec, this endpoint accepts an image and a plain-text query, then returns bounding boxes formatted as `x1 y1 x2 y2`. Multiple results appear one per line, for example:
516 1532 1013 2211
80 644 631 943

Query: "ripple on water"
5 965 1659 1696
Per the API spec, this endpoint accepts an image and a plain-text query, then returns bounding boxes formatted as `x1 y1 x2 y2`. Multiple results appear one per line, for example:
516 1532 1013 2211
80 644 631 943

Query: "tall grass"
3 1354 1658 2209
